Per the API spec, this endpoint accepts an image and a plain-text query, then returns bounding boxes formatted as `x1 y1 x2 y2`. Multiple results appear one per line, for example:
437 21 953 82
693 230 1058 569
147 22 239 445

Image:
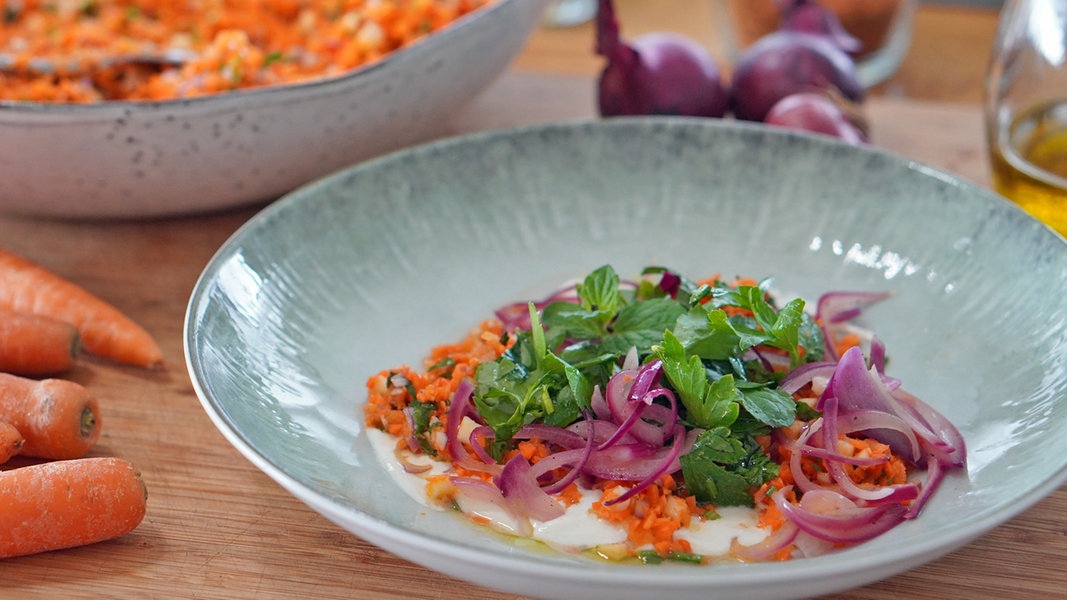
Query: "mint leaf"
576 265 625 319
541 301 610 341
601 297 684 355
797 311 826 362
737 384 796 428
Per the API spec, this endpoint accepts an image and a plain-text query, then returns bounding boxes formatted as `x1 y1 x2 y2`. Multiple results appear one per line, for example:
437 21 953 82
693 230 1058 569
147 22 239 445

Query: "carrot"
0 249 163 368
0 373 101 460
0 457 147 558
0 309 79 375
0 422 24 463
0 1 492 102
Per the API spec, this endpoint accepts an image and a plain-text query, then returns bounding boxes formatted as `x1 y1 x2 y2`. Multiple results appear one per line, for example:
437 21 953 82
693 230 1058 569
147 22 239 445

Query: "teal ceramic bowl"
185 118 1067 600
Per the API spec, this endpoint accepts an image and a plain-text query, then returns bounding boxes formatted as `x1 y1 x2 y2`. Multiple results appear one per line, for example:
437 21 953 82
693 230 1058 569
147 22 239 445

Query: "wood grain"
3 4 1064 599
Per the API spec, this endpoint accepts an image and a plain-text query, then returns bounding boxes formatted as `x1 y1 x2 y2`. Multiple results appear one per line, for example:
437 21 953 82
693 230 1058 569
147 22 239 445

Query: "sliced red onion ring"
600 390 678 449
401 406 421 453
778 360 837 395
815 290 892 360
905 455 945 519
869 335 887 374
819 390 921 504
626 360 664 404
820 347 924 464
394 446 433 474
590 384 612 421
496 454 566 522
542 419 598 495
837 409 921 461
582 443 665 480
603 424 686 505
567 418 627 445
515 423 588 449
469 425 497 465
494 285 580 331
889 388 967 468
775 486 908 544
731 519 799 562
605 367 639 423
446 379 501 475
450 475 535 537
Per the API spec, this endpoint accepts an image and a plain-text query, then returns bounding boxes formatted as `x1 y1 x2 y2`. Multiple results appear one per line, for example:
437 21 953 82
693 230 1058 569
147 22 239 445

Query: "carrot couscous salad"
0 0 492 102
362 264 966 564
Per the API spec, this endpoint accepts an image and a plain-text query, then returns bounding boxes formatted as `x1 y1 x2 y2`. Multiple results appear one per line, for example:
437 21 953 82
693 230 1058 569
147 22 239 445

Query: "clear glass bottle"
984 0 1067 235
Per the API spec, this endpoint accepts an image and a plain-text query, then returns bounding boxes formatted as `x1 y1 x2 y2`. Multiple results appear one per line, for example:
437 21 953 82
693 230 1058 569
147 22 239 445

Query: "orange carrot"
0 422 24 463
0 457 147 558
0 309 79 375
0 249 163 368
0 373 101 460
0 1 492 102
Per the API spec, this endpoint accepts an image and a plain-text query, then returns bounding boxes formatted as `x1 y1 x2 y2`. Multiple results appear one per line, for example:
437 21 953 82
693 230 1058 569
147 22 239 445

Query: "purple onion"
779 1 862 54
730 31 864 122
596 0 727 117
764 92 868 144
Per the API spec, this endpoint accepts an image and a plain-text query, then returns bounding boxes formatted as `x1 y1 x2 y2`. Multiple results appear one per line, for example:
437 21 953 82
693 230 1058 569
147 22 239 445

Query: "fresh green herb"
665 550 705 564
410 400 438 457
470 265 818 503
427 357 456 377
637 549 704 565
264 51 285 67
636 550 664 564
473 303 589 445
653 331 740 429
680 427 780 506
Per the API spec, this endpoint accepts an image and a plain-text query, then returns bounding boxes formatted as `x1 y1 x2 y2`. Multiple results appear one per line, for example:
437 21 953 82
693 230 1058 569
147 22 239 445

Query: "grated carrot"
0 0 493 102
591 474 708 558
833 332 863 358
364 319 511 461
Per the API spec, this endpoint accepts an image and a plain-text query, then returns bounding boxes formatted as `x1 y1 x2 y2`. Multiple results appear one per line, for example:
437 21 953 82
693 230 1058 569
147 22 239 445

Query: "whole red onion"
729 31 864 122
764 92 868 144
596 0 728 118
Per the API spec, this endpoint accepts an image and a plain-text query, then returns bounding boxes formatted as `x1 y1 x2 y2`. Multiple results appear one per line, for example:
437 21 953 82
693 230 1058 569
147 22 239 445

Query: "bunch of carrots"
0 247 158 559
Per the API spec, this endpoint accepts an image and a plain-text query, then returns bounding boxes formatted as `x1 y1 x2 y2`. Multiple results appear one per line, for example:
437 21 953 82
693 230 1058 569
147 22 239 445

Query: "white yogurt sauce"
676 507 768 556
366 428 769 558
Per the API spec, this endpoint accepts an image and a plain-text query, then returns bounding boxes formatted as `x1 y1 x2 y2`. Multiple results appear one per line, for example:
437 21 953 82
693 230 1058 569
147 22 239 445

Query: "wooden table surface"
5 2 1065 599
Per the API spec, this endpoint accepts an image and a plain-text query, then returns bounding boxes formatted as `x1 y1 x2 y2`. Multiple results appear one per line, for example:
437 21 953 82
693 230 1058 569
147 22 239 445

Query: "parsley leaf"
652 331 739 429
680 427 780 506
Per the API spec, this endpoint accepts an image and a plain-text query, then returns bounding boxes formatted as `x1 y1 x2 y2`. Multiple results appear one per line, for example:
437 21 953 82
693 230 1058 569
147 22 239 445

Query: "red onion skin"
780 2 862 54
764 92 868 144
596 0 727 117
729 31 865 122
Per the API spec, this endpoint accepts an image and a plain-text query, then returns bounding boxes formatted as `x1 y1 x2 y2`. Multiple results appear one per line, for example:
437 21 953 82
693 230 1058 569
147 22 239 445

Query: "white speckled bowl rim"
0 0 549 218
186 117 1067 600
0 0 506 115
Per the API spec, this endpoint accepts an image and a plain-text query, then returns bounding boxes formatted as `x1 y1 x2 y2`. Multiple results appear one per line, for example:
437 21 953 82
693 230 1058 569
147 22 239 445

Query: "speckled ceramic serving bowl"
0 0 547 219
185 118 1067 600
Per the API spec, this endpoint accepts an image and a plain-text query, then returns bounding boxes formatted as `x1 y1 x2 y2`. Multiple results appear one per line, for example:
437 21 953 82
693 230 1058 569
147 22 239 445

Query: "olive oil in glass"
989 100 1067 235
